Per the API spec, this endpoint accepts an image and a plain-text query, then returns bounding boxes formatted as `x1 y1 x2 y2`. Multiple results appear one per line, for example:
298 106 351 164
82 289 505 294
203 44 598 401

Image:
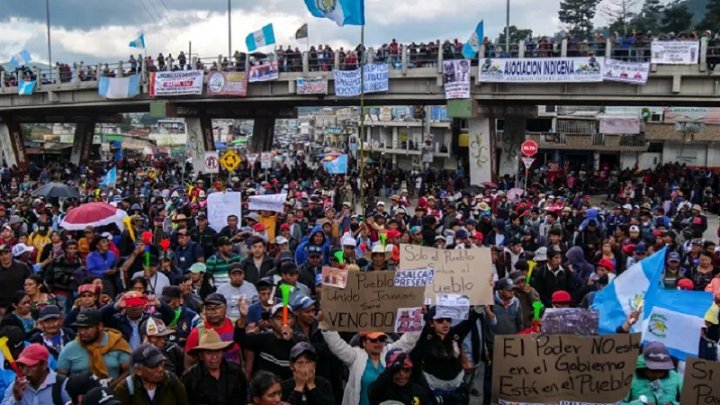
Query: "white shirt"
132 271 171 295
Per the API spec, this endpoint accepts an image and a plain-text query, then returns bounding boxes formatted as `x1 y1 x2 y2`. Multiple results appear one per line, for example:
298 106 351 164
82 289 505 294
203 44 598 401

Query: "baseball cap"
629 225 640 233
204 293 227 306
667 252 681 263
256 277 274 288
72 309 102 327
292 295 315 311
307 245 323 256
270 303 294 317
496 278 515 291
132 343 166 367
289 341 317 362
83 387 121 405
217 236 232 246
551 290 573 304
508 270 526 284
275 236 289 245
0 243 11 252
189 263 207 273
279 261 299 274
11 243 34 257
229 263 244 274
597 258 616 272
642 342 674 370
38 305 61 322
16 344 49 366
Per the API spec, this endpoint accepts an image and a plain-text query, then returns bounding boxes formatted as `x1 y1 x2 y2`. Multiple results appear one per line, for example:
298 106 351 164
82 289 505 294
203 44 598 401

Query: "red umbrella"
60 202 128 231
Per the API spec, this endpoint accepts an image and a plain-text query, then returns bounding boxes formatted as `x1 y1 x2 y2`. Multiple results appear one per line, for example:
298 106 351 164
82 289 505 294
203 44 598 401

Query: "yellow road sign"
220 150 241 172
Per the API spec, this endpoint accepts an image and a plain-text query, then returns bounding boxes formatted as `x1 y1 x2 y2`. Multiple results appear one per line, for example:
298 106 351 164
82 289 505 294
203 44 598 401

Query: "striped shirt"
205 253 242 286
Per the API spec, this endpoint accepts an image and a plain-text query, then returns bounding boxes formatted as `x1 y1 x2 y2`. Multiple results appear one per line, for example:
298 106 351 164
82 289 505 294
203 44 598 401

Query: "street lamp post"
46 0 53 82
227 0 232 59
505 0 510 54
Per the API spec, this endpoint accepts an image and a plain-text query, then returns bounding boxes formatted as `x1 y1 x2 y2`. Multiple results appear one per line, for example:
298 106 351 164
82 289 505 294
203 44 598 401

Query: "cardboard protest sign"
681 357 720 404
491 333 641 405
399 244 493 304
394 268 434 287
319 271 425 332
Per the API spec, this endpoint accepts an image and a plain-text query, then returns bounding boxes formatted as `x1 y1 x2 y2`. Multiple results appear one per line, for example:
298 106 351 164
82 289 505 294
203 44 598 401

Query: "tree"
496 26 534 45
559 0 601 39
599 0 641 36
630 0 663 34
661 0 693 33
698 0 720 31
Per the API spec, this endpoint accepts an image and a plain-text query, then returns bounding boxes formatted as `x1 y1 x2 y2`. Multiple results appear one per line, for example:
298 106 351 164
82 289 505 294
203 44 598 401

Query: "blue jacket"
166 307 200 347
99 301 175 344
294 224 330 265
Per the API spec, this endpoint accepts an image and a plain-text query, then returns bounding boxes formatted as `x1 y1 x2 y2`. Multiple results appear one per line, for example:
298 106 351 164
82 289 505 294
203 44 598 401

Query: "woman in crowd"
0 290 35 338
250 371 285 405
24 273 57 315
690 250 718 291
368 349 433 405
37 230 65 272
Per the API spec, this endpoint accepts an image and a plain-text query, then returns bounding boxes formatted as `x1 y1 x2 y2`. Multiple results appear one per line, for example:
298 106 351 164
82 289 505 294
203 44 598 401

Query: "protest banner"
443 60 471 99
206 191 242 232
491 333 642 405
394 307 424 333
478 57 604 83
319 271 425 332
248 193 287 213
296 77 328 95
248 61 279 82
681 357 720 405
598 115 641 134
321 266 348 288
207 71 248 96
651 41 699 64
394 268 435 287
149 70 204 96
436 293 470 320
399 244 493 305
333 63 389 97
603 59 649 85
260 152 273 169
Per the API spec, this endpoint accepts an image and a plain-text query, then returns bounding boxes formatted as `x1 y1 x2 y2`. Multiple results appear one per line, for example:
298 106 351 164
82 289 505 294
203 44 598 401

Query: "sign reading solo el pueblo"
399 244 493 305
319 271 424 332
491 333 642 404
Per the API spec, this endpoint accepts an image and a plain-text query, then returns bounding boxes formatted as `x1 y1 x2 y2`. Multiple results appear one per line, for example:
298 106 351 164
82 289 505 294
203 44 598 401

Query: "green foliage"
559 0 601 38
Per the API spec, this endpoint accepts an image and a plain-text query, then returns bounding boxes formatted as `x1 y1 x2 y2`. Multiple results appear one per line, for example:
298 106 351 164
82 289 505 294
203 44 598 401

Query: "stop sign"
521 140 539 157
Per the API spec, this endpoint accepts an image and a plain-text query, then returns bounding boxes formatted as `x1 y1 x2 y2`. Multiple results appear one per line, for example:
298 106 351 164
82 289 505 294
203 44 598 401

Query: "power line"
143 0 165 22
159 0 170 13
136 0 158 23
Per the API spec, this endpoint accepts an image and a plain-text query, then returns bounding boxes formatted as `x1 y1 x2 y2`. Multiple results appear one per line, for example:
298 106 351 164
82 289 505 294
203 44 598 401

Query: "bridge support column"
497 115 528 180
467 116 494 185
186 116 214 176
70 120 97 166
0 120 28 171
250 117 275 152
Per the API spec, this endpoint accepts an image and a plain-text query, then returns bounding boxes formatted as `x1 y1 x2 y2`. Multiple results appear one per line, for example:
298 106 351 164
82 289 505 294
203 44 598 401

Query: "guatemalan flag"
303 0 364 26
129 33 146 49
98 75 141 99
245 24 276 52
100 167 117 187
9 50 32 68
592 246 666 334
322 153 348 174
641 272 714 360
462 20 484 59
18 80 36 96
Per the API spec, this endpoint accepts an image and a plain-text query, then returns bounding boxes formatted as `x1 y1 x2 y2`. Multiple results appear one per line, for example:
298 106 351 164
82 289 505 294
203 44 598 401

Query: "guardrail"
0 37 712 92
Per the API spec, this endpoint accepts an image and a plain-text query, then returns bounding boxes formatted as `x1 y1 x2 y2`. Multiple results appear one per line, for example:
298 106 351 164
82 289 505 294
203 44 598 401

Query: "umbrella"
481 181 498 189
507 188 525 201
59 202 128 231
31 182 80 199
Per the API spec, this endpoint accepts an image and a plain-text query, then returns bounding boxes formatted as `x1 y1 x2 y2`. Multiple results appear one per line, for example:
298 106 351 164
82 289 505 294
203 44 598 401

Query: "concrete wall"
662 142 708 166
620 151 661 170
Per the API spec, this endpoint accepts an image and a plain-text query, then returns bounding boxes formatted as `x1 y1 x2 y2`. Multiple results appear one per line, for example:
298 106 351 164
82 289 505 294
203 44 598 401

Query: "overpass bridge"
1 38 719 184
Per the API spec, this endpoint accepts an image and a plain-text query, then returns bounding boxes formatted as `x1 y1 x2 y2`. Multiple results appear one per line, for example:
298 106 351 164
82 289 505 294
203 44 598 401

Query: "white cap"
341 235 357 247
629 225 640 233
275 236 289 245
12 243 34 258
623 204 632 210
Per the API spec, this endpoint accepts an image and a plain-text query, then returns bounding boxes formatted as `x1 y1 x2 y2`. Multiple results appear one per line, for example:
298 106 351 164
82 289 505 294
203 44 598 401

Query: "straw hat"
189 329 233 353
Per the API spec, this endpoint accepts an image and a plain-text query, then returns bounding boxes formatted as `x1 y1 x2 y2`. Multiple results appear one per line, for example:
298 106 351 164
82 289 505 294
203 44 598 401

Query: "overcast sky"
1 0 603 65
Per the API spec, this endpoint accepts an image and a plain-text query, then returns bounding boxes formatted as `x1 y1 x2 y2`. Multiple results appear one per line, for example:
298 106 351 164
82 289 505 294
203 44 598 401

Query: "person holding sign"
363 245 390 272
321 327 421 405
622 342 683 405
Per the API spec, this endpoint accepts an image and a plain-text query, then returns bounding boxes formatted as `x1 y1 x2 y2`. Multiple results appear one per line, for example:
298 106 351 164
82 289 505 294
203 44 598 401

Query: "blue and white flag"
245 24 276 52
303 0 364 26
98 75 141 99
593 247 666 334
129 33 146 48
323 154 348 174
9 50 32 68
641 278 714 360
18 80 36 96
101 167 117 187
462 20 484 59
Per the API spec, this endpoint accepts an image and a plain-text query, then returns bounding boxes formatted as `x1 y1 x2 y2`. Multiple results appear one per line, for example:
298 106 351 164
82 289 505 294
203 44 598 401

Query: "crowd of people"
0 155 717 405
